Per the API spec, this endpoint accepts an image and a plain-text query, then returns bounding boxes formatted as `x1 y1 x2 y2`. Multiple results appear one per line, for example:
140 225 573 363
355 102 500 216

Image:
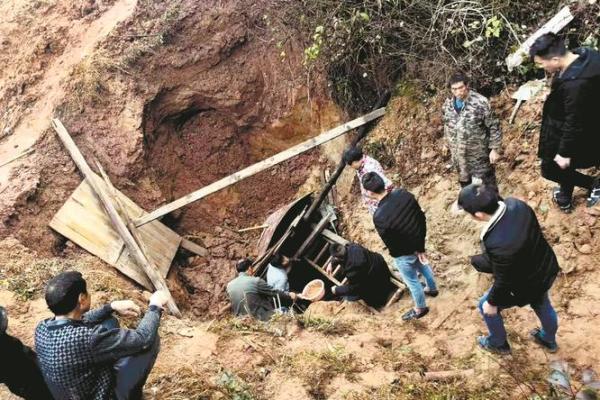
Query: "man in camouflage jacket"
443 73 502 189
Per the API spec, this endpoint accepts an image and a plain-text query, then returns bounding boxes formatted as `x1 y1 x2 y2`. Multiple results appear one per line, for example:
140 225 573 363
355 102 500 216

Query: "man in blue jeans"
362 172 438 321
35 271 169 399
459 184 560 354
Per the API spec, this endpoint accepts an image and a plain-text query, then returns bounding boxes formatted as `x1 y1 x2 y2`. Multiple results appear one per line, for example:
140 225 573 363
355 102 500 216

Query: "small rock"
578 244 592 254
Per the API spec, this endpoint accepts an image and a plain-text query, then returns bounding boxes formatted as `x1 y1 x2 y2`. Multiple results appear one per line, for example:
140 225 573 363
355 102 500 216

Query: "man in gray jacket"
35 271 170 400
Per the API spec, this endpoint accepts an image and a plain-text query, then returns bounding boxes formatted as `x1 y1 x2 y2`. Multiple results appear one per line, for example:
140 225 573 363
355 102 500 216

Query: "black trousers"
541 159 595 197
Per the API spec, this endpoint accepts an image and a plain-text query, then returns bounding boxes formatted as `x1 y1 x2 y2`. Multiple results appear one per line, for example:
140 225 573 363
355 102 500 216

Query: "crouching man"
227 258 301 321
458 184 560 354
0 306 53 399
35 271 169 399
327 243 395 309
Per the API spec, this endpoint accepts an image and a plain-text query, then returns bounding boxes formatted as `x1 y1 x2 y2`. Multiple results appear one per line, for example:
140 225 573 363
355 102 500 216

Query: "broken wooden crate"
50 175 181 290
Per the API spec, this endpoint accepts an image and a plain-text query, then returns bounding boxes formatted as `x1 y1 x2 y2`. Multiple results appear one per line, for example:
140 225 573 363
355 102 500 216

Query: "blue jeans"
393 255 437 309
478 290 558 347
101 317 161 400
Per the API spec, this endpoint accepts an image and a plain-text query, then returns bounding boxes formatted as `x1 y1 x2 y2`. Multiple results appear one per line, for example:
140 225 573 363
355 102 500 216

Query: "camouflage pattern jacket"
442 90 502 182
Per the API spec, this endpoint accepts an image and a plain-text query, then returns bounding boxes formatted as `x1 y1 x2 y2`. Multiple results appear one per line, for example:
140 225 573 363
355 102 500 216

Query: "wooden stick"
0 148 35 168
134 108 386 227
180 238 208 257
52 119 181 317
237 224 269 233
405 369 475 382
293 212 332 259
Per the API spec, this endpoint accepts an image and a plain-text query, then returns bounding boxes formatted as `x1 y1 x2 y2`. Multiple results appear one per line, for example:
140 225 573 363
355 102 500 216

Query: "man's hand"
331 286 337 295
289 292 298 301
482 301 498 316
554 154 571 170
489 149 500 165
416 252 429 265
325 262 333 275
110 300 141 317
149 291 171 309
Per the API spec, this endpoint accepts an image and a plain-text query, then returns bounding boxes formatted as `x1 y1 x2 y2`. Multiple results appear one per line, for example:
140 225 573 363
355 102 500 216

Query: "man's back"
35 318 114 400
484 198 559 306
373 189 426 257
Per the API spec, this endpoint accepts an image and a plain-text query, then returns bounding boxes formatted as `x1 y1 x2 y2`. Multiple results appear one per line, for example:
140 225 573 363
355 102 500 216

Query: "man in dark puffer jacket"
0 306 53 399
362 172 439 321
327 243 395 309
530 33 600 212
459 184 560 355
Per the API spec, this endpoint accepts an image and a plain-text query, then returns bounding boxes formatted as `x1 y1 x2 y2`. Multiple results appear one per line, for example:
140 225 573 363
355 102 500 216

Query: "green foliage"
217 372 256 400
485 16 504 38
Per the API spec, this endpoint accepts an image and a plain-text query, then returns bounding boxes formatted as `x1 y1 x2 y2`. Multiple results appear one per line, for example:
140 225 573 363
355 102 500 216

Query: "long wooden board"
134 108 386 227
50 177 181 289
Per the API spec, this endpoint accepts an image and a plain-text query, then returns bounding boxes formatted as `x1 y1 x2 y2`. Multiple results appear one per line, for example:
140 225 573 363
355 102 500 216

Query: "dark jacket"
483 198 560 307
539 48 600 167
226 273 293 321
35 304 162 400
334 244 394 308
373 189 426 257
0 333 53 399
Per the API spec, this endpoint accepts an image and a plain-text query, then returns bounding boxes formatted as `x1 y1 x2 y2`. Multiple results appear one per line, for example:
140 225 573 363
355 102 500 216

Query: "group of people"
1 33 599 399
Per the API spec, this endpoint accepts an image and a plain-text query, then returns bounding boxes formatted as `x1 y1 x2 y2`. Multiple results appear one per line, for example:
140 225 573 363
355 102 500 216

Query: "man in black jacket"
327 243 395 309
459 184 560 355
35 271 169 400
362 172 438 321
530 33 600 212
0 306 53 399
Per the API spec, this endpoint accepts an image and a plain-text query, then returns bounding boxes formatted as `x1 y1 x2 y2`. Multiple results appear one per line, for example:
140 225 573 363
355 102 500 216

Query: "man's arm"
256 279 293 303
485 250 514 307
83 304 114 324
558 81 587 159
483 100 502 151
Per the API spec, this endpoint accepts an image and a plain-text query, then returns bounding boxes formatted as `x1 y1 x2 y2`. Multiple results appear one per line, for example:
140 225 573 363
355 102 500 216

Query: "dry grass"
295 313 356 336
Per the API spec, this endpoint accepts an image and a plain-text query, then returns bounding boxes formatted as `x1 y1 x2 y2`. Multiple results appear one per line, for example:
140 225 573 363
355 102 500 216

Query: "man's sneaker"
402 307 429 321
424 289 439 297
477 335 511 355
530 328 558 353
587 178 600 207
552 187 573 213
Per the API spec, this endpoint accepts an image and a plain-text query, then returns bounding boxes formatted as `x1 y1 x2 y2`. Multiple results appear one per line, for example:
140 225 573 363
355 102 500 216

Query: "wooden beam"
293 212 332 259
134 108 386 227
180 238 208 257
52 119 181 317
506 6 573 71
320 228 349 245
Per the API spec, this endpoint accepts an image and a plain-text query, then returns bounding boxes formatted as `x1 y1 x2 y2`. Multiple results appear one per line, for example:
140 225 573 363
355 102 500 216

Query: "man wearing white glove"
35 271 170 400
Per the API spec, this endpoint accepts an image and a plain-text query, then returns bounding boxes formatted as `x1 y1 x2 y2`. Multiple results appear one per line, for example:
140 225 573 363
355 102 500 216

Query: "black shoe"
552 187 573 213
587 178 600 207
424 289 439 297
477 336 511 355
530 328 558 353
402 307 429 321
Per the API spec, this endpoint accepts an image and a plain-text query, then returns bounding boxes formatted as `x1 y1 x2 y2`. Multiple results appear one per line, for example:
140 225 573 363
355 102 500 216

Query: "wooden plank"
506 6 573 71
52 119 181 317
293 212 332 258
320 228 349 245
181 238 208 257
134 108 386 227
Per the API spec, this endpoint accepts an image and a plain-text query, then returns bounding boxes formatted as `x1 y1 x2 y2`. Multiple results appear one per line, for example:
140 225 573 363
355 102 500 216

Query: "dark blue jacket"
484 198 560 307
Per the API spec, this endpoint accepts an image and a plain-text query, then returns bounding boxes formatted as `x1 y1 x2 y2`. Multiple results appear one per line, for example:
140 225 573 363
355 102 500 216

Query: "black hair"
269 253 286 269
236 258 253 273
361 172 386 194
449 72 470 88
529 33 567 59
329 243 347 266
458 184 500 215
343 146 363 165
45 271 88 315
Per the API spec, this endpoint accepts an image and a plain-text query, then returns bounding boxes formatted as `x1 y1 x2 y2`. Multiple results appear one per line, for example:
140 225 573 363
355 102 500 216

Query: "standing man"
227 258 301 321
530 33 600 212
458 184 560 354
0 306 53 399
343 146 393 214
326 242 396 309
35 271 169 400
442 72 502 192
362 172 438 321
